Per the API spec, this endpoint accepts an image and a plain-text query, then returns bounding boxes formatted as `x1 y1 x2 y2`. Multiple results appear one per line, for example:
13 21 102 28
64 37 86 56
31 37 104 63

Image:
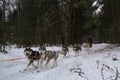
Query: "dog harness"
28 51 41 60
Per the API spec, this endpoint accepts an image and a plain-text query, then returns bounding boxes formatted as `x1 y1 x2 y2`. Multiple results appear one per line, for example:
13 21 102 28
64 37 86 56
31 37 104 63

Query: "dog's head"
39 46 46 51
38 51 46 59
39 46 46 59
24 48 33 57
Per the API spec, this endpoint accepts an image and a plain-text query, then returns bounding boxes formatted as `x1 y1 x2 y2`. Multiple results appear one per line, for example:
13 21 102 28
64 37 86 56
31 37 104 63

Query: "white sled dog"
59 46 69 57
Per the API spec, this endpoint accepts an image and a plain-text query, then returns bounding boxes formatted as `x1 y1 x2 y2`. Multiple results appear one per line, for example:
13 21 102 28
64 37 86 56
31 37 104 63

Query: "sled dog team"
24 43 91 72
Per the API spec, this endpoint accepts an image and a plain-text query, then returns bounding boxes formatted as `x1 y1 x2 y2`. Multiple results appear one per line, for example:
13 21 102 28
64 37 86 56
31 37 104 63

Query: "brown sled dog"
82 43 90 52
59 46 69 57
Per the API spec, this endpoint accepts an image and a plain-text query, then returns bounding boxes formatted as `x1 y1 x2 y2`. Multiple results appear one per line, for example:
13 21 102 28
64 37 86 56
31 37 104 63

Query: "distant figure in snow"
88 36 93 48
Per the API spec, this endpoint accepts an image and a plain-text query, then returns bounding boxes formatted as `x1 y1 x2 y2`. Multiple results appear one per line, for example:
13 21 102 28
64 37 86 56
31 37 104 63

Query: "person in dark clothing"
88 36 93 48
61 36 65 46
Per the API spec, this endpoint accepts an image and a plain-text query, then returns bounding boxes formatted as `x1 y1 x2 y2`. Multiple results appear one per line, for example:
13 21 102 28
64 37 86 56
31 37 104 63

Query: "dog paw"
37 70 40 73
23 69 27 71
19 70 25 73
51 66 55 69
35 67 38 69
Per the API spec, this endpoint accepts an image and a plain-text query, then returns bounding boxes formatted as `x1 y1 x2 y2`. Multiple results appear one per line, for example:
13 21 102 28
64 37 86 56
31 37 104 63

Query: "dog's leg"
40 59 43 68
54 59 57 67
24 60 33 71
74 51 77 57
37 60 39 68
31 61 38 69
76 51 79 56
36 60 40 72
65 51 67 57
53 59 56 67
51 58 57 68
37 59 44 72
45 59 50 68
63 51 67 58
67 51 70 56
78 50 80 55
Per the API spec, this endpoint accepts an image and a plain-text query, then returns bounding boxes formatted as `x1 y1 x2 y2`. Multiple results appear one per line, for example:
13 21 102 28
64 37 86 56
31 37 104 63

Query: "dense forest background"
0 0 120 49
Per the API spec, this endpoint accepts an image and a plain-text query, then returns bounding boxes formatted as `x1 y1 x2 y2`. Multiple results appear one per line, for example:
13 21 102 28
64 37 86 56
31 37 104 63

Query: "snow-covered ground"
0 43 120 80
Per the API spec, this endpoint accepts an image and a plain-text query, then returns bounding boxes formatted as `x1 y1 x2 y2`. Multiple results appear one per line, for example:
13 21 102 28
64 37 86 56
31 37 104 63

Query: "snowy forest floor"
0 43 120 80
